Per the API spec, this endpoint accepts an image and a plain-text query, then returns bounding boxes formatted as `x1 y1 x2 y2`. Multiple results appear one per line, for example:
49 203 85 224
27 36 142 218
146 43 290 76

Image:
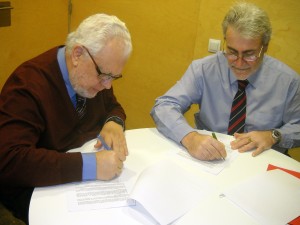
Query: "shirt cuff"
82 153 97 180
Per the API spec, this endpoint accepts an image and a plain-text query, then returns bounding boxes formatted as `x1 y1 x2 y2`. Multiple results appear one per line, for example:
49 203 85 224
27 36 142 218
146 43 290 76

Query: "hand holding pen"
93 122 128 180
96 134 111 150
181 131 226 161
212 132 226 160
95 122 129 157
93 134 126 180
95 133 127 161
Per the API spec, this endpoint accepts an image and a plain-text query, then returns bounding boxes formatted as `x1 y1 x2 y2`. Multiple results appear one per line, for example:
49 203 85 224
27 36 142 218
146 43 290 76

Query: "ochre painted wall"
1 0 299 130
195 0 300 71
0 0 68 89
70 0 201 129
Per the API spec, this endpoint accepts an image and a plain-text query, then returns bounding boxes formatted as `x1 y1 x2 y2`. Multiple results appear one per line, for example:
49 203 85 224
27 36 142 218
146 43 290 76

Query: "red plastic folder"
267 164 300 179
267 164 300 225
289 216 300 225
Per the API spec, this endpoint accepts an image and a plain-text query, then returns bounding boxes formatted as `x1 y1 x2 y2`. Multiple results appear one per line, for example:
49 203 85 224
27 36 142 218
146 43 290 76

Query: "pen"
212 132 218 140
212 132 225 161
97 134 111 150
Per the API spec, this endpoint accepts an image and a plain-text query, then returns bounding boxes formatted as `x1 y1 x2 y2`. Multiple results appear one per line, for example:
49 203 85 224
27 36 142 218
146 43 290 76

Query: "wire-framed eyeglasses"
82 46 122 81
222 40 264 62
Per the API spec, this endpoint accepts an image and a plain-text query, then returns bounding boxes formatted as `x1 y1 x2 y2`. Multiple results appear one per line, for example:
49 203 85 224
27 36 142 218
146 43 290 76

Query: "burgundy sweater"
0 47 126 194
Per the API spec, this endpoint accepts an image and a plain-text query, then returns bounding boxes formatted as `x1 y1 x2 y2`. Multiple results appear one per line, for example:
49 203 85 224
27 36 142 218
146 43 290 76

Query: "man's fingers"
252 146 265 157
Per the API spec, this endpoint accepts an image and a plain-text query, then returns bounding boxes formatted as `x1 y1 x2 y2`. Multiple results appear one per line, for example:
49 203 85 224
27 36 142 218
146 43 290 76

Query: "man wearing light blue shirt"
151 2 300 161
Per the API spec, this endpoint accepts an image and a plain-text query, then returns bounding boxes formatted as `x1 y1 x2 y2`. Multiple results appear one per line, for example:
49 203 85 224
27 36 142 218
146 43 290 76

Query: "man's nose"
234 56 247 67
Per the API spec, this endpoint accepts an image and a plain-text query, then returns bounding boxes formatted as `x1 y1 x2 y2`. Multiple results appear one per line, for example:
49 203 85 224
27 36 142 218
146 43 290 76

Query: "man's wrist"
181 131 198 149
105 116 125 130
271 129 282 145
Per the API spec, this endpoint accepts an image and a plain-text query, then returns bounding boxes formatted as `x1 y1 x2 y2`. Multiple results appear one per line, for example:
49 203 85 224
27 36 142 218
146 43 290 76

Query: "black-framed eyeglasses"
82 46 122 81
222 40 264 62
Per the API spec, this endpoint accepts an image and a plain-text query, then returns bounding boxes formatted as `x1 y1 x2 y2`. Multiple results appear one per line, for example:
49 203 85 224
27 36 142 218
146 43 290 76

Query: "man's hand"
95 150 124 180
94 121 128 180
181 132 226 161
230 131 275 157
94 121 128 157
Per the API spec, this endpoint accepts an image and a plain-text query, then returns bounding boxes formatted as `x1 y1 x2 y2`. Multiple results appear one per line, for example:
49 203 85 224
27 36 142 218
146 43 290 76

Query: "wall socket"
208 39 221 53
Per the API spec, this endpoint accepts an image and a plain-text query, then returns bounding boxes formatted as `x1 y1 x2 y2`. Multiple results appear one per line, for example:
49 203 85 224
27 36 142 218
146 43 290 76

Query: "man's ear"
71 45 84 66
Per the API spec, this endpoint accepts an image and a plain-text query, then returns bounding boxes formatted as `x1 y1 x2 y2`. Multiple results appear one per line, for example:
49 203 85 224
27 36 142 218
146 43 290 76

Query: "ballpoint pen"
212 132 218 140
212 132 225 160
97 134 111 150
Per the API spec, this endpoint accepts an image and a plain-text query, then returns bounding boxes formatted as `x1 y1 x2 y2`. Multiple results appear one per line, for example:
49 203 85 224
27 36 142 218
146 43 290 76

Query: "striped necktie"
228 80 249 135
76 94 86 120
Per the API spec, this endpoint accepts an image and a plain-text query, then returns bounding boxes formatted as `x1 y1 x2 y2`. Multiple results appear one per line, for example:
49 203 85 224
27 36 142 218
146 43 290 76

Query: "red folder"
267 164 300 179
267 164 300 225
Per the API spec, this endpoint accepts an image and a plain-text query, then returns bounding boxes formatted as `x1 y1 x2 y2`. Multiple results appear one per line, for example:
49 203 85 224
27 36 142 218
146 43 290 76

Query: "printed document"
67 179 135 212
67 158 213 225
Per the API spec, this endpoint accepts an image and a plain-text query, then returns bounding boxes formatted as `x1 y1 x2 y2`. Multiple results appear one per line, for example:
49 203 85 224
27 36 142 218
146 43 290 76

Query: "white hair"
222 2 272 45
65 13 132 57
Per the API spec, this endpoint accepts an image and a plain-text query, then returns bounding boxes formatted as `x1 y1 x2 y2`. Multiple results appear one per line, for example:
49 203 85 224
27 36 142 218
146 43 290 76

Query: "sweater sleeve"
0 52 84 187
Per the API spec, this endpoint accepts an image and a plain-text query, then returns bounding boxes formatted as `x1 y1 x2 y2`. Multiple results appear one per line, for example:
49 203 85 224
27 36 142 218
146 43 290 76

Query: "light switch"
208 39 221 53
0 1 13 27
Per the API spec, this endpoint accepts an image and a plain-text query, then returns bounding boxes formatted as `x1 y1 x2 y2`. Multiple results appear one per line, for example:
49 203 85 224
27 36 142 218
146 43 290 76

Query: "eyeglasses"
82 46 122 81
222 40 264 62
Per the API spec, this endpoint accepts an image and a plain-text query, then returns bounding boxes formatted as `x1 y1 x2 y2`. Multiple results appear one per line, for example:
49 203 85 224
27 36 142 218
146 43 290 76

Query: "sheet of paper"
67 179 136 212
67 139 98 153
170 146 238 175
67 139 136 211
222 169 300 225
66 136 214 224
129 159 214 225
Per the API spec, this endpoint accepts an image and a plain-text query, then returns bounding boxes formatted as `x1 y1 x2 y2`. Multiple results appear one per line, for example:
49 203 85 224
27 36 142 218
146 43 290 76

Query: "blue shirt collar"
57 46 76 107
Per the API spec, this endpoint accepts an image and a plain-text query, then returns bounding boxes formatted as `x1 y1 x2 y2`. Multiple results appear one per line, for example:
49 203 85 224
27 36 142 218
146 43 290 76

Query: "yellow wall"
1 0 299 130
70 0 202 129
195 0 300 70
0 0 68 89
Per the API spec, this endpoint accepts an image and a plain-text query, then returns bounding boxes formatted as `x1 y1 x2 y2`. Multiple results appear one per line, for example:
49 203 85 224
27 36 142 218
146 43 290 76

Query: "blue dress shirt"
57 47 96 180
151 52 300 153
